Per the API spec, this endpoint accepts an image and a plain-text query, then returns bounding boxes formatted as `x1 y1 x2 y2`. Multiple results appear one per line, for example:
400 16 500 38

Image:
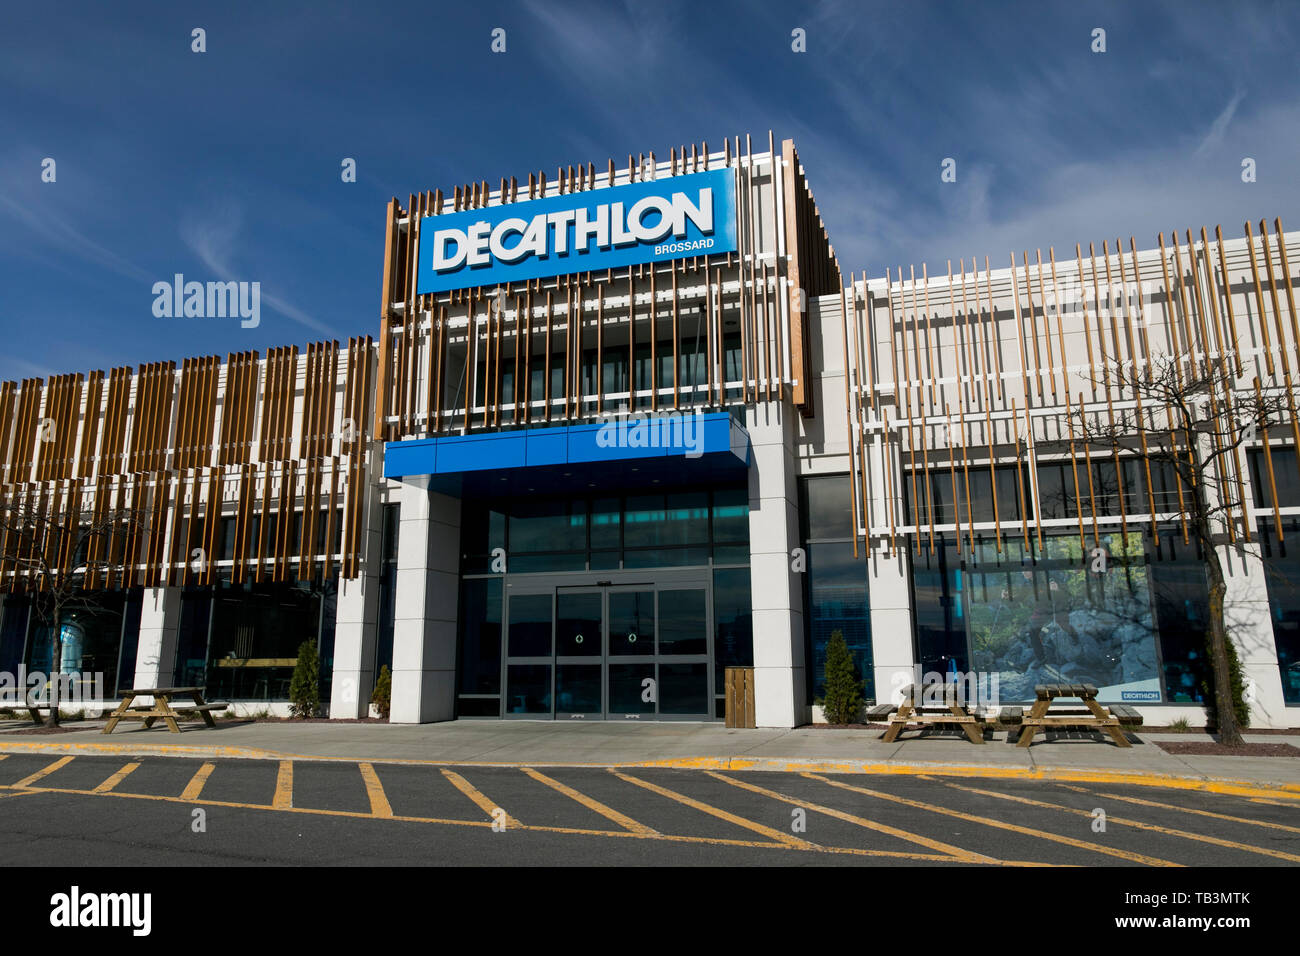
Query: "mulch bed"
1154 740 1300 757
214 717 388 724
805 723 882 730
5 725 86 735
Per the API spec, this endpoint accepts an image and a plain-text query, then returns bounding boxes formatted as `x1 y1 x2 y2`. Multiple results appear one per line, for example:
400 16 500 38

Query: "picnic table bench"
4 699 81 726
1016 683 1141 748
102 687 228 734
880 683 987 744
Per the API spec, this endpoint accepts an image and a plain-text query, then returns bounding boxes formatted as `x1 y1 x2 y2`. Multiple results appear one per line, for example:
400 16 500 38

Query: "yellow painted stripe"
803 773 1178 868
12 756 74 788
2 740 1299 803
273 760 293 809
612 770 815 849
715 772 997 864
522 767 658 835
0 789 43 801
1060 785 1300 835
180 762 216 801
0 779 984 861
359 763 393 818
441 769 519 827
942 780 1300 864
93 762 140 794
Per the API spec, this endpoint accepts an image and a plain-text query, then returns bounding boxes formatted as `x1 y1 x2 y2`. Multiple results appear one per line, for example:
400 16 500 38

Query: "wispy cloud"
0 188 154 285
1195 88 1246 157
180 208 337 337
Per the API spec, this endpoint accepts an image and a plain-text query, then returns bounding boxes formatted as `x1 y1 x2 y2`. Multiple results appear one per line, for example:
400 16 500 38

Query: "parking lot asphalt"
1 750 1296 866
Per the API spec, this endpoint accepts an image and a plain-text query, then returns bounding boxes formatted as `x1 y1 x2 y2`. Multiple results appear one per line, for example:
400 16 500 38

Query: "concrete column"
746 401 806 727
131 587 181 691
868 550 915 706
866 419 915 705
1219 542 1288 729
329 468 384 719
1205 448 1288 728
389 476 462 723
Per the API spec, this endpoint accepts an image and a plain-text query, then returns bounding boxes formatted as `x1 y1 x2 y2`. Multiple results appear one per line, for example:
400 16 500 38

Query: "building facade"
1 135 1297 728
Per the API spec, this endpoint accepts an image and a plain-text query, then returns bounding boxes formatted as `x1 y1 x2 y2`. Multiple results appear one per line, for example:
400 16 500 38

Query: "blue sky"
2 0 1298 381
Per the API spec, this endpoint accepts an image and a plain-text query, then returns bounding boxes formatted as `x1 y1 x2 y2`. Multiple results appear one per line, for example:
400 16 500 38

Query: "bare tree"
0 492 141 726
1071 353 1296 746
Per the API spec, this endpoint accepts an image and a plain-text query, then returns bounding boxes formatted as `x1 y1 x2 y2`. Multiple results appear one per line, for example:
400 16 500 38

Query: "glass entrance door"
504 591 554 717
555 588 603 718
607 587 656 717
502 571 713 719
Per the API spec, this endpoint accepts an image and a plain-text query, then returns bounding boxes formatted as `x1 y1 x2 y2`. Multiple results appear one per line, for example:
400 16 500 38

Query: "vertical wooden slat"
838 278 856 556
649 267 657 412
1074 245 1099 400
920 264 937 407
1036 249 1058 399
1023 251 1045 399
983 256 1004 403
1258 221 1292 377
781 140 807 409
705 264 715 404
1047 249 1069 399
1256 378 1283 542
628 271 636 408
543 289 553 421
1244 221 1276 377
1214 226 1244 378
1010 399 1030 548
1088 243 1113 398
1156 234 1185 388
1010 253 1031 403
1117 241 1160 543
671 260 680 407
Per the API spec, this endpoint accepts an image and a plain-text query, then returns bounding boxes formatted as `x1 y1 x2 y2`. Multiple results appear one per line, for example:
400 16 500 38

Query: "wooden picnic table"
876 682 987 744
1015 683 1142 748
102 687 228 734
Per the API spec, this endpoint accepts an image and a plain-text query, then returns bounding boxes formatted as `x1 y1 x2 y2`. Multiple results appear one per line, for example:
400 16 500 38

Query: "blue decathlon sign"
415 167 737 294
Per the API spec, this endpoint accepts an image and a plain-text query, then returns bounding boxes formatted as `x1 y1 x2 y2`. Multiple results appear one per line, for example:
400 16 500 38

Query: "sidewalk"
2 718 1298 792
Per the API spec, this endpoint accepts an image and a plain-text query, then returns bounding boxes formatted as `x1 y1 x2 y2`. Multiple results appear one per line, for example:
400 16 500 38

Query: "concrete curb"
3 740 1299 800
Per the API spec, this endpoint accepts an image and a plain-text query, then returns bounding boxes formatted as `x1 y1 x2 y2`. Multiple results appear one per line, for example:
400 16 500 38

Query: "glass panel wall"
374 503 400 675
172 578 337 704
1259 517 1300 705
906 458 1181 526
457 482 750 718
22 591 132 704
911 528 1208 704
800 475 874 705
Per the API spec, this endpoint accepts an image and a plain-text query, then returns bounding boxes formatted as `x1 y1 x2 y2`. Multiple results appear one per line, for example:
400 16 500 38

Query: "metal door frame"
502 568 713 720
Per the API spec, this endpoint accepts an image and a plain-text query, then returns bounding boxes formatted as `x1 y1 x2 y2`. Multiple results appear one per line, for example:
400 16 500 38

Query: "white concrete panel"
754 664 804 728
748 552 797 612
387 478 463 723
131 587 181 691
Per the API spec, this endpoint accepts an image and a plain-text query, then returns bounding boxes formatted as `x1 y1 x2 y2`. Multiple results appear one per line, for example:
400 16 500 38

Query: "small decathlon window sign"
416 168 737 294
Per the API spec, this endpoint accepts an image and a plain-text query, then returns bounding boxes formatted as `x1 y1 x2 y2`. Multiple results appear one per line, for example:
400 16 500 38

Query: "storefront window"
174 580 335 702
374 503 400 674
1260 518 1300 705
912 528 1209 703
801 475 873 703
